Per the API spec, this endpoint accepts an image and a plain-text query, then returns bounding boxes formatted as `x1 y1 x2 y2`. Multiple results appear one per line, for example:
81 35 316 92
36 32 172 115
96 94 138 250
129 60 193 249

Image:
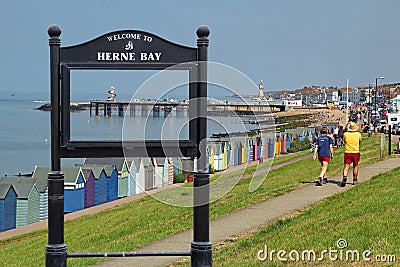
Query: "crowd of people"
311 107 400 186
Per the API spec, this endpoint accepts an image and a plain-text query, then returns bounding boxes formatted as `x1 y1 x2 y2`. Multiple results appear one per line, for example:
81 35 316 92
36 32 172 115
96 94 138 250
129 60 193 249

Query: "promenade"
94 157 400 267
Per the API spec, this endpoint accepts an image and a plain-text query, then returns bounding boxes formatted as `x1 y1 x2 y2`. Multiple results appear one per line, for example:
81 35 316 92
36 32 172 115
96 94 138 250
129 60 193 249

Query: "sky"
1 0 400 100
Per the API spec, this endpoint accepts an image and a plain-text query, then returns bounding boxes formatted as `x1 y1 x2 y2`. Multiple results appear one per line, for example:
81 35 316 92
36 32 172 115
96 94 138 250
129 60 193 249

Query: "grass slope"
0 134 388 266
198 167 400 267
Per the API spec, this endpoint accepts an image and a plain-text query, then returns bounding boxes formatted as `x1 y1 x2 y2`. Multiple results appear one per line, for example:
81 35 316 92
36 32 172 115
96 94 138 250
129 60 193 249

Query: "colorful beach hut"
85 158 130 199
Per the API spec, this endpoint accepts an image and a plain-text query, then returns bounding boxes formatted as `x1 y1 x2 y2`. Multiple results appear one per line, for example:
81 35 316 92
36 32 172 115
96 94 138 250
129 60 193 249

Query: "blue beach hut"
233 143 239 166
226 143 231 168
247 139 251 163
32 166 49 221
0 184 17 232
268 138 275 158
286 134 292 151
126 159 137 196
259 137 265 160
103 165 118 202
62 167 85 213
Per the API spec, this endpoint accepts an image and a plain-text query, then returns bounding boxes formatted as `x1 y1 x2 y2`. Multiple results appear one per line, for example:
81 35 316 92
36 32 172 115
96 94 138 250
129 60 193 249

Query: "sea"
0 92 257 177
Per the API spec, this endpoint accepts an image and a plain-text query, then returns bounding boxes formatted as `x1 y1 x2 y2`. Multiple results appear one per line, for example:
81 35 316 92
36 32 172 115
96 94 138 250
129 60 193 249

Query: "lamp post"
346 79 349 124
368 83 374 123
375 76 384 117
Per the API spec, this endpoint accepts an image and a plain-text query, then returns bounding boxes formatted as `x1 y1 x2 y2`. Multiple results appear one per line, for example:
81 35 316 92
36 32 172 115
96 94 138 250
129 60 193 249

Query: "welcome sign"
48 24 211 267
61 30 197 64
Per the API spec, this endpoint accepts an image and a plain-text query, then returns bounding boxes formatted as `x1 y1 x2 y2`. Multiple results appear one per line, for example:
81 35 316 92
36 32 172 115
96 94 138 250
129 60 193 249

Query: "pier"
89 100 286 117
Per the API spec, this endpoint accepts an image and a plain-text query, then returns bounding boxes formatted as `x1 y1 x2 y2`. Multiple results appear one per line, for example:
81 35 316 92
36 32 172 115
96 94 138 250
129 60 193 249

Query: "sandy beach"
273 107 349 127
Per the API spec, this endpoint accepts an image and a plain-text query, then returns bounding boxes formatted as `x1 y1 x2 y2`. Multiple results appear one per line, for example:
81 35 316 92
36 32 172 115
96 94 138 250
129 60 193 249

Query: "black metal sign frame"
47 25 211 266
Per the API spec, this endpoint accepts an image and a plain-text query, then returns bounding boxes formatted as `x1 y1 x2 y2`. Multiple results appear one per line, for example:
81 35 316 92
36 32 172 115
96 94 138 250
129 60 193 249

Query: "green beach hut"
0 177 40 227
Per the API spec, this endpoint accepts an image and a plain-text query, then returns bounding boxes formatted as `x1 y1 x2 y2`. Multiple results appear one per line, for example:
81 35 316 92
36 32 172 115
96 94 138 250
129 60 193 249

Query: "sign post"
191 26 212 266
47 24 211 266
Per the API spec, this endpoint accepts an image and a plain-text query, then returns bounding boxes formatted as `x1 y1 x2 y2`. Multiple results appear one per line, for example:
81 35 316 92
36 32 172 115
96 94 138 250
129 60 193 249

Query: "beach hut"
208 144 215 173
175 157 183 176
205 146 210 173
286 134 292 152
245 138 250 162
225 143 230 168
214 144 223 171
154 158 166 188
62 167 85 213
132 158 145 194
0 177 40 228
264 135 269 159
233 143 239 166
0 184 17 232
221 142 227 170
268 138 275 158
281 134 287 153
83 165 107 206
238 142 243 165
142 158 155 191
32 166 49 221
229 143 235 167
167 158 174 185
125 159 136 196
258 136 265 161
124 159 135 195
253 138 258 160
103 165 118 202
85 158 130 199
275 135 281 155
257 137 262 160
81 168 95 209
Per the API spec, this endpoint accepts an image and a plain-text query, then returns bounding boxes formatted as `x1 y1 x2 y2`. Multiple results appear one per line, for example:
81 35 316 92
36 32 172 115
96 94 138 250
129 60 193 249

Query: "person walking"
313 127 334 186
337 125 344 147
333 125 339 146
340 121 362 187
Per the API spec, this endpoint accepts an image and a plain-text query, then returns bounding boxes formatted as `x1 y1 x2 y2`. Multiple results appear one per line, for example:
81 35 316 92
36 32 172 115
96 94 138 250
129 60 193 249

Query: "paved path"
93 157 400 267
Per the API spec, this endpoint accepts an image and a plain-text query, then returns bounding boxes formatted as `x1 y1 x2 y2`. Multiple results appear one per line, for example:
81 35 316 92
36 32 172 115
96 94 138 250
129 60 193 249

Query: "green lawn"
0 134 389 267
192 166 400 267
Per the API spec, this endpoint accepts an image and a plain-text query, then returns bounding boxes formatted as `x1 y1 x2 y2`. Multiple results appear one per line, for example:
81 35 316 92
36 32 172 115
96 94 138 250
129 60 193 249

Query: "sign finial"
196 25 210 39
48 25 61 38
